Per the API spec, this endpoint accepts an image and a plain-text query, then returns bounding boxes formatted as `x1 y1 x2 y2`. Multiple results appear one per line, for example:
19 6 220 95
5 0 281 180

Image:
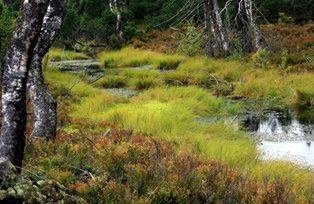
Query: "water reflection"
243 107 314 167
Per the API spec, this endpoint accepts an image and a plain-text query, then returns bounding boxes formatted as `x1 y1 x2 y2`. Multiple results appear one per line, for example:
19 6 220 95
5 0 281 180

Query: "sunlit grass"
94 70 163 90
97 48 314 106
132 86 241 116
47 48 90 61
234 69 314 105
69 85 253 169
98 47 184 70
42 49 314 202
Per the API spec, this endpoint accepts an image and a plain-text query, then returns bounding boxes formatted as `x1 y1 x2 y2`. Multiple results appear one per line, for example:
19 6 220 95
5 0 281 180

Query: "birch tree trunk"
0 0 49 180
236 0 266 52
204 0 230 57
27 0 65 139
109 0 125 44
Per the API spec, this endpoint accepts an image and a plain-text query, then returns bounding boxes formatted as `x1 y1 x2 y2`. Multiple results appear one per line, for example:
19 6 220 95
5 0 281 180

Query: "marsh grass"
40 67 314 202
47 48 90 61
234 69 314 105
98 47 184 70
94 75 128 89
98 48 314 106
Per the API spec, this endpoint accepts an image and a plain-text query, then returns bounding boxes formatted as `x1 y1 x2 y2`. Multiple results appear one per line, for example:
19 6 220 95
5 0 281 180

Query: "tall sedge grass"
47 48 90 61
234 69 314 105
98 47 184 70
69 85 253 169
44 67 314 202
98 48 314 105
132 86 241 116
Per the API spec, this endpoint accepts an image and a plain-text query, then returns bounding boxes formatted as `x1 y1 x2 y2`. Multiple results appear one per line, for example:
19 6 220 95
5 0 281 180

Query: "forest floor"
20 23 314 203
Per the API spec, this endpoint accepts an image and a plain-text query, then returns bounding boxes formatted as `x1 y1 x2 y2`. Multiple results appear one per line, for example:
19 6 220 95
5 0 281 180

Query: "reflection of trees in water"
295 106 314 125
277 109 293 126
242 114 260 132
243 108 313 141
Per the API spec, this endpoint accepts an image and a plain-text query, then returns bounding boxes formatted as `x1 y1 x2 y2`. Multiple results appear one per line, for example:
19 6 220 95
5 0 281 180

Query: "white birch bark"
0 0 50 181
27 0 65 139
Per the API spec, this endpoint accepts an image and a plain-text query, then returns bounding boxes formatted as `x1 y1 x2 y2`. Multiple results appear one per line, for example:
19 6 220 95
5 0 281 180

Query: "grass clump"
47 48 90 61
94 75 127 89
233 70 288 100
234 70 314 105
130 76 159 90
133 86 241 116
98 47 184 70
45 67 97 99
122 70 163 90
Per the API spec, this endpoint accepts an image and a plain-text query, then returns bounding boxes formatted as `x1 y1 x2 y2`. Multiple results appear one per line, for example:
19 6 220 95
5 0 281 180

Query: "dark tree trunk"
204 0 214 57
0 0 49 181
204 0 230 57
28 0 65 139
2 0 12 6
235 0 266 52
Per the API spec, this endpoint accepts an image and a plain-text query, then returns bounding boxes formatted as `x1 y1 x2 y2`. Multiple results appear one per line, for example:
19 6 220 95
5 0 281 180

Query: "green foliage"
177 24 204 57
257 0 313 22
278 12 295 24
0 3 16 66
279 49 289 69
252 48 271 69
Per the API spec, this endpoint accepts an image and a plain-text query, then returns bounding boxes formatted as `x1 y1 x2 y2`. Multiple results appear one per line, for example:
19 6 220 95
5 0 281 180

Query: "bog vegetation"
0 0 313 203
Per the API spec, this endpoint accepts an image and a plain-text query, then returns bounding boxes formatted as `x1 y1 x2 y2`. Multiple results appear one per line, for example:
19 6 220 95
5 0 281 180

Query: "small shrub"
252 48 271 68
278 12 295 24
279 49 289 69
231 35 244 58
212 83 234 97
156 59 181 70
177 24 204 57
150 186 186 204
99 181 133 204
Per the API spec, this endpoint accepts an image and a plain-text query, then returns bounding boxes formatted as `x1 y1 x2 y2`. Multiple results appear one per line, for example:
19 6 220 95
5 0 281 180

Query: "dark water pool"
242 107 314 168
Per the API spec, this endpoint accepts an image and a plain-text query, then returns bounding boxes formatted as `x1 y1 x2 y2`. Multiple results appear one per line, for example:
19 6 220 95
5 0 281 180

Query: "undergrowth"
31 44 314 203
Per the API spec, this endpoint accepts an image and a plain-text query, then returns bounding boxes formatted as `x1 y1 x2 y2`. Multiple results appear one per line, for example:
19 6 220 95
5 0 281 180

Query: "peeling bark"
0 0 49 180
236 0 266 52
204 0 230 57
28 0 65 139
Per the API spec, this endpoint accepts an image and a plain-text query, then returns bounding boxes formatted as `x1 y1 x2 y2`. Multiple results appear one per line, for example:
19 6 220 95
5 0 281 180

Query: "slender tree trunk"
28 0 65 139
0 0 49 180
236 0 265 52
204 0 230 57
204 0 214 57
109 0 125 44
